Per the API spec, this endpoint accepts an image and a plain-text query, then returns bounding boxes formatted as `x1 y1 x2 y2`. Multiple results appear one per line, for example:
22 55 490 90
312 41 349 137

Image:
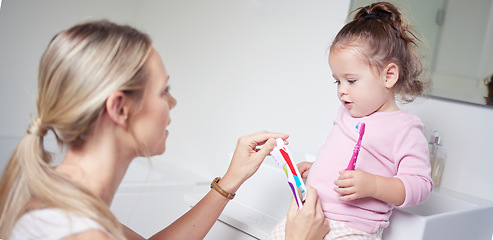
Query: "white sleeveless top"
10 208 108 240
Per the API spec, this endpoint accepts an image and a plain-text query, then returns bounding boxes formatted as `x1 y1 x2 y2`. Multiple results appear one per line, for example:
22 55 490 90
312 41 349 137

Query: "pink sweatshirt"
306 106 433 233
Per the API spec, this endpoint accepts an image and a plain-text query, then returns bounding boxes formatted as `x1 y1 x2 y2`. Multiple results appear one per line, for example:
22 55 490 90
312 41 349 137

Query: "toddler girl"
268 2 433 239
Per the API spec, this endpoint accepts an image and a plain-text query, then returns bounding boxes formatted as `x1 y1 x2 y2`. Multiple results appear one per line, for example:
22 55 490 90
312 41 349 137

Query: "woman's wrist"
218 172 243 195
211 177 236 200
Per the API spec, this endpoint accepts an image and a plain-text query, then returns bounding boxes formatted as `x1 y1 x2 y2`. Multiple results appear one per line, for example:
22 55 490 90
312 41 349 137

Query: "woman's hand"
220 131 289 193
297 161 313 179
286 185 329 240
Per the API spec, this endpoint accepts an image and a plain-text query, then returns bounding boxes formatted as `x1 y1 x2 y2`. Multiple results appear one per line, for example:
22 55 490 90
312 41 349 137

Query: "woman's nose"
169 94 177 109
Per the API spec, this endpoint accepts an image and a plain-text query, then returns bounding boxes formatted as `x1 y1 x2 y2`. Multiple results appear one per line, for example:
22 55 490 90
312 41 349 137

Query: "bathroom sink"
383 187 493 240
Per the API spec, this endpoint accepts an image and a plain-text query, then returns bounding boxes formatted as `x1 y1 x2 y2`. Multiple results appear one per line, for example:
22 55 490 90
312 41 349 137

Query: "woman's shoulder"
10 208 112 240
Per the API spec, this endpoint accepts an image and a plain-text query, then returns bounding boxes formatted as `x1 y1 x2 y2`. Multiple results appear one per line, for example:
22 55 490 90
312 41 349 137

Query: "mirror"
350 0 493 107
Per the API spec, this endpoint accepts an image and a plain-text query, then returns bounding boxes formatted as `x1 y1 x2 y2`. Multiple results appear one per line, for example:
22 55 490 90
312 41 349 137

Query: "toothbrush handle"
346 140 361 171
346 150 359 171
346 123 365 171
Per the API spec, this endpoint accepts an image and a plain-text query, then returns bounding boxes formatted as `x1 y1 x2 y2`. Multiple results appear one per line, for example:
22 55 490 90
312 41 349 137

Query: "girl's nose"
337 83 348 96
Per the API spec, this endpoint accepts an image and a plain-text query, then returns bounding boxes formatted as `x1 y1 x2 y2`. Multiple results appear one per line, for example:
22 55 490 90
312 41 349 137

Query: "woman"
0 20 329 239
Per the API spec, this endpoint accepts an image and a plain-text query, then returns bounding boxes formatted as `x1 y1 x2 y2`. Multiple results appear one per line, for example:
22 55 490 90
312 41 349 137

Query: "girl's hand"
297 161 313 179
333 170 377 201
221 131 289 193
286 185 329 240
334 170 406 205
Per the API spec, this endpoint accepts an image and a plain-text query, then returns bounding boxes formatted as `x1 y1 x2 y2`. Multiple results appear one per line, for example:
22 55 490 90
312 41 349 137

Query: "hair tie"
364 13 379 19
27 118 48 137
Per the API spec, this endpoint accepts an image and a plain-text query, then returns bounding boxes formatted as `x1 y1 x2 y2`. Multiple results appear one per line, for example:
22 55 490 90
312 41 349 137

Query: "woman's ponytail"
0 119 49 236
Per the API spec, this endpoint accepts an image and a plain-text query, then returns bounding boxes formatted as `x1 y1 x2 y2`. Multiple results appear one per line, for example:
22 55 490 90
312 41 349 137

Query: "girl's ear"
105 91 130 128
383 63 399 89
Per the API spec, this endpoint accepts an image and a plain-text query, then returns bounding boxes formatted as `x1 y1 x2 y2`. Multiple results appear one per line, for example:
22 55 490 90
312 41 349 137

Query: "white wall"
1 0 493 207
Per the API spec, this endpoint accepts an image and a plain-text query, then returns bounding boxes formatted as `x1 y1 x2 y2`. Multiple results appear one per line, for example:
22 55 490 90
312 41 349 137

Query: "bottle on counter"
429 130 446 187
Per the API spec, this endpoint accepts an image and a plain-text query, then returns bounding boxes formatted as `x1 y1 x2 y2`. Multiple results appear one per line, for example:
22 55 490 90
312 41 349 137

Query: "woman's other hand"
221 131 289 193
286 185 329 240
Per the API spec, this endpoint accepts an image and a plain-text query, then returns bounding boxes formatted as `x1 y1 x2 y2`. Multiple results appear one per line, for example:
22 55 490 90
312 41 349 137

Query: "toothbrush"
270 138 307 208
345 122 366 171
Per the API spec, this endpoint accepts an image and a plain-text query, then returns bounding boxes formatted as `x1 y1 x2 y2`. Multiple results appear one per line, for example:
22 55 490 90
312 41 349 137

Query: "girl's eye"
348 79 356 84
333 80 341 85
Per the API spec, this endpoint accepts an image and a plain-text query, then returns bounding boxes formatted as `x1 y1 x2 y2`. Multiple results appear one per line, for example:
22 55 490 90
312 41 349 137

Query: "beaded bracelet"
210 177 235 200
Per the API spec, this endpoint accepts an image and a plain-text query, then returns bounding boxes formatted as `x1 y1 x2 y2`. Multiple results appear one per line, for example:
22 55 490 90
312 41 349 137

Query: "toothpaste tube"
270 138 307 208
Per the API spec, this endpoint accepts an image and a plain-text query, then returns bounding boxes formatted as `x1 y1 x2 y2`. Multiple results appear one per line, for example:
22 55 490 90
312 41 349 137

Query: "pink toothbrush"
345 122 366 171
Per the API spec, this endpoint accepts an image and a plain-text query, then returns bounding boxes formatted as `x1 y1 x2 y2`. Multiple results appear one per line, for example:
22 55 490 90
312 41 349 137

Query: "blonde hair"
0 20 152 239
330 1 428 102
